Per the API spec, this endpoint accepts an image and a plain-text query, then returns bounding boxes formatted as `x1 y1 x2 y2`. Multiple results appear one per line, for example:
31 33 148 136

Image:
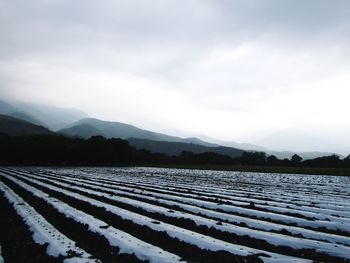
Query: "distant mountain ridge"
0 100 88 131
0 101 17 114
9 111 46 127
198 134 341 160
59 124 103 138
61 118 217 147
0 114 54 136
0 100 345 159
128 138 244 157
197 135 268 151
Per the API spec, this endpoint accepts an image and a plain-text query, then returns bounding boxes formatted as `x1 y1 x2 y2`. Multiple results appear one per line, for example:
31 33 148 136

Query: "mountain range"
0 100 344 159
0 100 87 131
127 138 243 157
60 118 216 146
0 114 54 136
197 134 342 160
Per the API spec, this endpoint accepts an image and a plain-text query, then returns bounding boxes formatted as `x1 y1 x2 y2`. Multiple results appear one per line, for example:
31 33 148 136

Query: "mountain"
1 100 344 159
0 100 88 131
198 134 342 160
181 137 218 146
9 111 46 127
60 124 103 138
0 101 18 115
254 129 345 159
0 100 49 127
0 115 54 136
128 138 244 157
62 118 216 146
10 101 88 131
197 135 268 151
255 129 328 152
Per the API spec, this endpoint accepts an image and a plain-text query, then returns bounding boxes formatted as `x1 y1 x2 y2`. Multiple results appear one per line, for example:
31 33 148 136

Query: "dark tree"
291 154 303 164
0 133 349 169
343 155 350 167
303 154 342 168
179 151 234 165
238 152 267 166
266 155 281 166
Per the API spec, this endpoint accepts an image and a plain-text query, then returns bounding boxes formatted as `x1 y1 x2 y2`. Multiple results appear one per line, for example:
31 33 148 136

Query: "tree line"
0 134 349 168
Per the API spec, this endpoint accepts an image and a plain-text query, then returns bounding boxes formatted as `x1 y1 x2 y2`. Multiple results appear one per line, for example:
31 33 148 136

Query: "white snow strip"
1 176 184 263
25 173 350 259
5 172 312 263
112 177 350 211
0 181 97 263
16 170 350 246
108 178 350 219
37 172 349 233
15 167 350 213
35 169 350 223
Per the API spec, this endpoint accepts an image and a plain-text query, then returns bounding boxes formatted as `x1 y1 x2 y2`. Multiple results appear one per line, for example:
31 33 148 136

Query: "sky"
1 0 350 154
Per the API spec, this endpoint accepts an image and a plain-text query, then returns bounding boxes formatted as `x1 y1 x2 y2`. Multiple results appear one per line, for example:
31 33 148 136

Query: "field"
146 164 350 176
0 167 350 263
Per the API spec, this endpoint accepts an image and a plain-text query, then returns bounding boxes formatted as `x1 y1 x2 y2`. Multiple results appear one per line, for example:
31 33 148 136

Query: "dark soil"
2 172 263 263
29 169 350 237
0 193 62 263
14 171 349 262
0 176 143 263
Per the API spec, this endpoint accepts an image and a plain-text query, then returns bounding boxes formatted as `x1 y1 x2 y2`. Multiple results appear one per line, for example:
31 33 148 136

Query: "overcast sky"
1 0 350 154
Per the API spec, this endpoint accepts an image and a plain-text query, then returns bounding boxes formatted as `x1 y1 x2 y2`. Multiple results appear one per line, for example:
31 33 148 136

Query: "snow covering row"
2 173 187 263
0 180 98 263
2 171 310 263
2 167 350 262
17 171 350 259
9 169 350 246
24 169 350 233
38 167 350 216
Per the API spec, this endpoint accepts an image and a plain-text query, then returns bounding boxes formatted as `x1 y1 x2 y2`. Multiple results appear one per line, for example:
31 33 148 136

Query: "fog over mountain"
0 100 345 159
1 0 349 154
0 101 87 131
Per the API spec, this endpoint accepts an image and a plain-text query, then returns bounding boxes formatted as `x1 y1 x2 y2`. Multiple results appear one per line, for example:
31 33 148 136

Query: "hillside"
0 115 54 136
0 100 344 159
0 101 18 114
128 138 244 157
0 100 88 131
62 118 216 146
60 124 103 138
9 111 47 127
11 102 88 131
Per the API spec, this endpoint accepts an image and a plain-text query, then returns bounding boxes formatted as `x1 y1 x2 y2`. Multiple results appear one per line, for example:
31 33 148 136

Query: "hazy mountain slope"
0 101 18 115
2 101 343 158
60 124 104 138
0 115 54 136
64 118 216 146
197 135 268 151
0 100 48 127
198 134 342 159
181 137 218 147
255 129 329 152
11 102 88 131
128 138 244 157
9 111 47 127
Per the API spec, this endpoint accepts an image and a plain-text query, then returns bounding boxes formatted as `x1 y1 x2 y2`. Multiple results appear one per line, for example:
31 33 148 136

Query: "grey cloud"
2 0 350 58
2 0 350 87
1 0 350 153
